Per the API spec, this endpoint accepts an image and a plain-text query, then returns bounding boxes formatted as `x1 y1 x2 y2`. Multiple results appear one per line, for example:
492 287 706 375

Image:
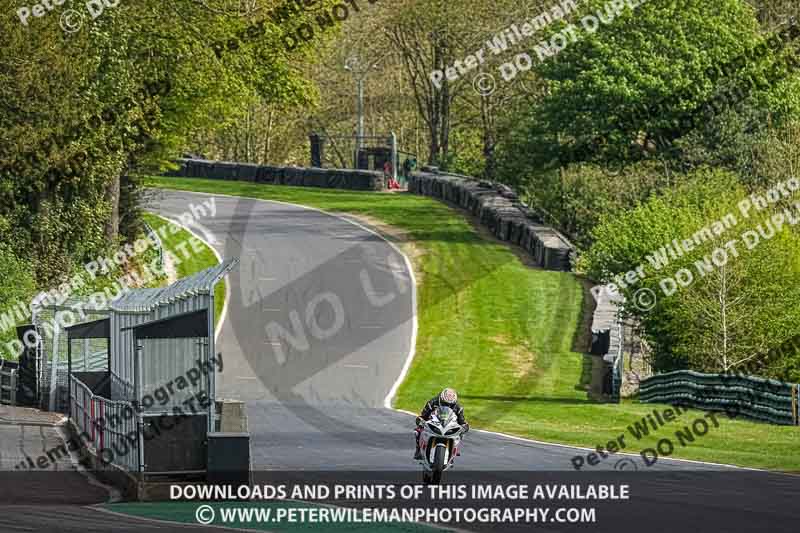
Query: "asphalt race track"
146 190 799 533
1 188 796 533
151 189 696 473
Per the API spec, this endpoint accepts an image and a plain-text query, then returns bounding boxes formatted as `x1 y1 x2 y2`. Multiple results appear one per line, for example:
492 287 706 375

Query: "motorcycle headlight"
444 427 461 435
427 422 442 435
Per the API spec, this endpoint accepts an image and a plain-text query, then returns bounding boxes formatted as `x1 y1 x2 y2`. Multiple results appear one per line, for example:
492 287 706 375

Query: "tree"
0 0 316 285
0 244 35 351
581 169 800 378
384 0 527 167
499 0 773 171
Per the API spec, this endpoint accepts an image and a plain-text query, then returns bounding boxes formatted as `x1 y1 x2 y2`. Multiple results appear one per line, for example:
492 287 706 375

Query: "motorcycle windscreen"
436 406 455 425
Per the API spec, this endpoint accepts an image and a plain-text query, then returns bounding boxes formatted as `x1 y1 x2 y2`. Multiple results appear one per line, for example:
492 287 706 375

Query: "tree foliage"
506 0 772 167
581 170 800 380
0 0 315 286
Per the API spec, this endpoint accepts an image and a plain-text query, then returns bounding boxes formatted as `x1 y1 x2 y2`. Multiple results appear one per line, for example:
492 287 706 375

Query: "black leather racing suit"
414 396 468 457
419 396 467 424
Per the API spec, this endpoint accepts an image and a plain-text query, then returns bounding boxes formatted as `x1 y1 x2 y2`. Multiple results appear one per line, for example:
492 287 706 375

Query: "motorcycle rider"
414 388 469 459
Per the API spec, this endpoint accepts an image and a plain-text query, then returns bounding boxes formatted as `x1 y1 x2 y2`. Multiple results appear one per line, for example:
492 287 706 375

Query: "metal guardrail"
0 364 17 406
70 374 138 471
610 320 623 402
639 370 800 425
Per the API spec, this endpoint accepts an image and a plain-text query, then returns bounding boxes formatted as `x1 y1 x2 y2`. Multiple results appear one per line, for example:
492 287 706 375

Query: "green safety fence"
639 370 800 425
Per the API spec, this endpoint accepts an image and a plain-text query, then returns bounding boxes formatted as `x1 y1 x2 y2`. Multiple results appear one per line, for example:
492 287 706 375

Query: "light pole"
344 54 382 169
356 77 364 154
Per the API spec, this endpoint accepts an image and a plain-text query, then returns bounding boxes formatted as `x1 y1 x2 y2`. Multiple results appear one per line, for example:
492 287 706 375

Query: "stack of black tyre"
408 171 574 272
165 158 385 191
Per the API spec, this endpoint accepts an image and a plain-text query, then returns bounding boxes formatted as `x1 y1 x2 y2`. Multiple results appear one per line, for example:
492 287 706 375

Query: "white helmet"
440 388 458 404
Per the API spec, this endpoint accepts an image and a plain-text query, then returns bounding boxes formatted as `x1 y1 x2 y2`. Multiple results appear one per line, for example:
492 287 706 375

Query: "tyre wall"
408 171 574 272
165 158 385 191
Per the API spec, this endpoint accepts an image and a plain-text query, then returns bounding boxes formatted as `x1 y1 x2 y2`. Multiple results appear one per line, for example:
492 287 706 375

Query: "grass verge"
142 212 225 327
145 176 800 471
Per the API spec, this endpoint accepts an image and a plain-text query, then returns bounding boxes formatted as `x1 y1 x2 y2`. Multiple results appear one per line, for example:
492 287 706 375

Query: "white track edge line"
152 187 789 474
148 212 229 342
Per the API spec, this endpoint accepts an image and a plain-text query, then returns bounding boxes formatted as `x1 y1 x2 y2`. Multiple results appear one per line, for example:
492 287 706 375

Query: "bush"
0 245 35 358
581 169 800 377
517 159 677 249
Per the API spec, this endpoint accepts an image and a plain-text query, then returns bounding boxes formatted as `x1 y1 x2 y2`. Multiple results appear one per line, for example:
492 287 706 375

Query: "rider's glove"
463 423 470 433
415 416 423 426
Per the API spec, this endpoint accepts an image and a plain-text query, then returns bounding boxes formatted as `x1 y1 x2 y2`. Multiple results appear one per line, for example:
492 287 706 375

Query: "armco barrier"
408 171 574 271
639 370 800 425
165 158 385 191
0 362 18 406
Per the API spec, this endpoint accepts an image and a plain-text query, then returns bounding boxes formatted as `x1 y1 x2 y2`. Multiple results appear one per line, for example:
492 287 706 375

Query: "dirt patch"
490 334 538 379
343 213 426 285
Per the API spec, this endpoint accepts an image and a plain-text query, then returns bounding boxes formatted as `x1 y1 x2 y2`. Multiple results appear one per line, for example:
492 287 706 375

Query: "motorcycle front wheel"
431 446 445 484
